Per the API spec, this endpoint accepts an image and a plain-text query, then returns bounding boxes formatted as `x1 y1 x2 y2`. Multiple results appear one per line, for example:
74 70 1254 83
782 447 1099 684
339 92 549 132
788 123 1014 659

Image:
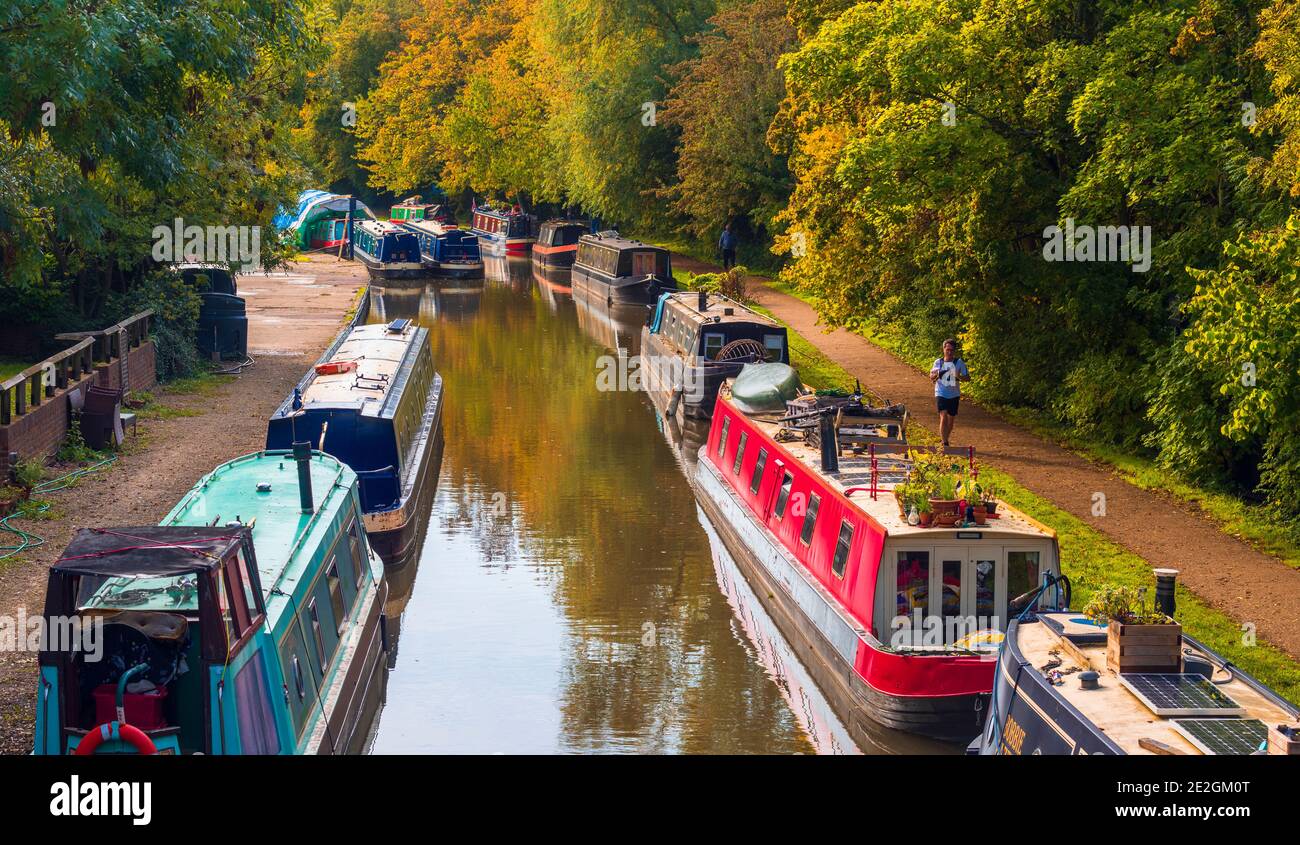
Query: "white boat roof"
299 322 420 415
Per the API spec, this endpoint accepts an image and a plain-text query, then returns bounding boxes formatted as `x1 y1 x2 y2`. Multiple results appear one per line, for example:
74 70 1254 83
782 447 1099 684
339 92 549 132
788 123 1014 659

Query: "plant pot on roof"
1083 584 1182 674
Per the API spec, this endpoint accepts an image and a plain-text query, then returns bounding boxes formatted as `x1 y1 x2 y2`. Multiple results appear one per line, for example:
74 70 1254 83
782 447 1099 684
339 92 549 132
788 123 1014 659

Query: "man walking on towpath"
718 224 738 270
929 338 970 449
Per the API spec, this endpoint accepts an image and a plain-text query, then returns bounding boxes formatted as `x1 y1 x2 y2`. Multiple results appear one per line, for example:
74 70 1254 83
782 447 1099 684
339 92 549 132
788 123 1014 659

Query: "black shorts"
936 395 960 415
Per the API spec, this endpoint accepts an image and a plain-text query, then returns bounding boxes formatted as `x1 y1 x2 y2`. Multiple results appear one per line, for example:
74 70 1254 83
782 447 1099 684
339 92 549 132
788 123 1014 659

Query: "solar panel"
1173 719 1268 755
1119 673 1246 717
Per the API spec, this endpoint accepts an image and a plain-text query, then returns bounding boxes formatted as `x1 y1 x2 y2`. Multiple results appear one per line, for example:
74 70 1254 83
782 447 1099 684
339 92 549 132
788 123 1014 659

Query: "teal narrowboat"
33 448 388 755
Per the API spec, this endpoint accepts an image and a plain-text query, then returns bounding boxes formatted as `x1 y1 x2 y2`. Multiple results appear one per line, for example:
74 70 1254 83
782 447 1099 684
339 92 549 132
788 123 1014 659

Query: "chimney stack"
293 441 315 513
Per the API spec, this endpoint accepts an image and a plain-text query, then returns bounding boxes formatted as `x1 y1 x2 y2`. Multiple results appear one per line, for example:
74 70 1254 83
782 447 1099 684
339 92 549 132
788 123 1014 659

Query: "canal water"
366 257 861 754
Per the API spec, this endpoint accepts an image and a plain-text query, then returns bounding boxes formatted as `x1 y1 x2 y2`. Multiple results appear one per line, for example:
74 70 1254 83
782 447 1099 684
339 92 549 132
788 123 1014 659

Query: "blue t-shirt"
933 358 968 399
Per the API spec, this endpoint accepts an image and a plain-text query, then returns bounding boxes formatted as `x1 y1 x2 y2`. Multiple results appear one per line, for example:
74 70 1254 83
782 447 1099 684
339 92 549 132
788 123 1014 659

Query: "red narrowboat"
471 204 536 256
694 380 1065 744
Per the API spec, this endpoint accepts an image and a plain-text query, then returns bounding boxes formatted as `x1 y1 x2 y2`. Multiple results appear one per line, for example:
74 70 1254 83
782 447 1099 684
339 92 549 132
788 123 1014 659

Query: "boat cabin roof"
357 219 411 238
578 233 667 254
717 386 1055 542
1016 614 1298 754
294 321 426 419
403 219 463 237
162 452 357 611
660 291 782 330
540 219 588 233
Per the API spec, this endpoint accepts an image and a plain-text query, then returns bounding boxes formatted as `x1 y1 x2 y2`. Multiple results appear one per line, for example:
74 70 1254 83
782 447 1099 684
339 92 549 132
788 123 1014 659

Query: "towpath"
672 254 1300 661
0 255 367 754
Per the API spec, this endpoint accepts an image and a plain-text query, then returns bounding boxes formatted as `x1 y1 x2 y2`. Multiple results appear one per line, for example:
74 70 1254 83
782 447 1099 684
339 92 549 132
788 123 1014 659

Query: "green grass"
755 308 1300 703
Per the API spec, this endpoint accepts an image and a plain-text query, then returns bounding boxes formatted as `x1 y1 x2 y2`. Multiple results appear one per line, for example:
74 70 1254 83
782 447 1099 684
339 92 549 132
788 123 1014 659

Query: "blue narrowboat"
976 570 1300 755
33 448 388 754
471 204 536 256
402 219 484 279
352 220 425 280
266 320 443 563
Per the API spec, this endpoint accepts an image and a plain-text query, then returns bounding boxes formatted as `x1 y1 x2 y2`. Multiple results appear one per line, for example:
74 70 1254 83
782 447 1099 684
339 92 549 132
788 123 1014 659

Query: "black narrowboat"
531 219 589 270
641 290 789 419
266 319 443 563
571 232 677 305
352 220 425 281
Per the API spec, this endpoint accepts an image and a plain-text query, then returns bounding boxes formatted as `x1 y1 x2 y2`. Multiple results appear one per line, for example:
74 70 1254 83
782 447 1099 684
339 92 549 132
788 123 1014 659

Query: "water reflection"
369 258 818 753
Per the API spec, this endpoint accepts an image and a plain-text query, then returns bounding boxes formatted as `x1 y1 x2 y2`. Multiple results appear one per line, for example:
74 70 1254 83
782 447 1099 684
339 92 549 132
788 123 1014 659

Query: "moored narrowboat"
641 290 788 420
977 571 1300 755
352 220 425 281
389 197 454 226
471 204 536 256
402 219 484 279
266 320 444 563
694 380 1067 744
33 448 388 754
572 232 677 305
532 219 589 269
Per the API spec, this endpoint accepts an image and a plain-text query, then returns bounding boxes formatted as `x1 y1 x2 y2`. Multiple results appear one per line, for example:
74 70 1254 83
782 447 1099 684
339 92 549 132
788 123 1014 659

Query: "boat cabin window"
327 560 347 635
632 251 657 276
774 471 794 519
896 551 930 618
750 448 768 494
717 416 730 458
800 494 821 546
307 598 327 674
703 332 725 360
733 432 748 475
1007 551 1041 611
348 520 366 589
763 334 785 362
832 521 854 578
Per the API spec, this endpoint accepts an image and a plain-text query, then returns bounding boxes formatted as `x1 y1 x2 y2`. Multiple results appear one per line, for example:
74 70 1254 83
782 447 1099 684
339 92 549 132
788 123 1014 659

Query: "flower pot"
971 505 988 526
1106 619 1182 674
933 511 959 527
918 511 932 527
983 500 998 515
928 498 960 516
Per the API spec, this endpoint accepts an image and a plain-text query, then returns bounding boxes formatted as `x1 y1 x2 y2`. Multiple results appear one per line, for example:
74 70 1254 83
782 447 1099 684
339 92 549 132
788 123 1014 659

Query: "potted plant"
916 497 933 527
928 471 960 518
1083 584 1182 674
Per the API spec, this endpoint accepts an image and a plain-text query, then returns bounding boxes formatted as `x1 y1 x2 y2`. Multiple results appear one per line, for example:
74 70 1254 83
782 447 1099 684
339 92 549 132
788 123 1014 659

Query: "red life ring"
75 721 157 756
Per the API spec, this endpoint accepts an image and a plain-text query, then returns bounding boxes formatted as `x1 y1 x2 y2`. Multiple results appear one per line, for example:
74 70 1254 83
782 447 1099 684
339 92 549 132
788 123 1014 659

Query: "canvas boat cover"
273 190 375 249
51 526 242 577
730 362 801 414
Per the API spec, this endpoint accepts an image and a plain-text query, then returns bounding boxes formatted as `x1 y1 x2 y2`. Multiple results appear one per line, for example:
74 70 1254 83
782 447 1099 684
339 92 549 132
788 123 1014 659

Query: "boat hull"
363 373 444 564
305 571 390 754
640 325 739 419
695 451 987 746
531 244 578 269
422 259 484 279
571 266 672 305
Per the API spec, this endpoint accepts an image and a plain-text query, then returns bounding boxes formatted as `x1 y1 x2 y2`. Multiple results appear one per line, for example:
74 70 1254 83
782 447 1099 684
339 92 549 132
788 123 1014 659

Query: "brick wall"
0 340 156 481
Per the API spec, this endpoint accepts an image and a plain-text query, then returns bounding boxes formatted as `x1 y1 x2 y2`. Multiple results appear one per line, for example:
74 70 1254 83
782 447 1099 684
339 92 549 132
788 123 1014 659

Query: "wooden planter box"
1268 726 1300 756
1107 620 1182 674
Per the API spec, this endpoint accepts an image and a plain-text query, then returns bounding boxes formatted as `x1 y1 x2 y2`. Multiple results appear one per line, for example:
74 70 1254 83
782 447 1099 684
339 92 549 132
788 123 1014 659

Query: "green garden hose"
0 455 118 561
